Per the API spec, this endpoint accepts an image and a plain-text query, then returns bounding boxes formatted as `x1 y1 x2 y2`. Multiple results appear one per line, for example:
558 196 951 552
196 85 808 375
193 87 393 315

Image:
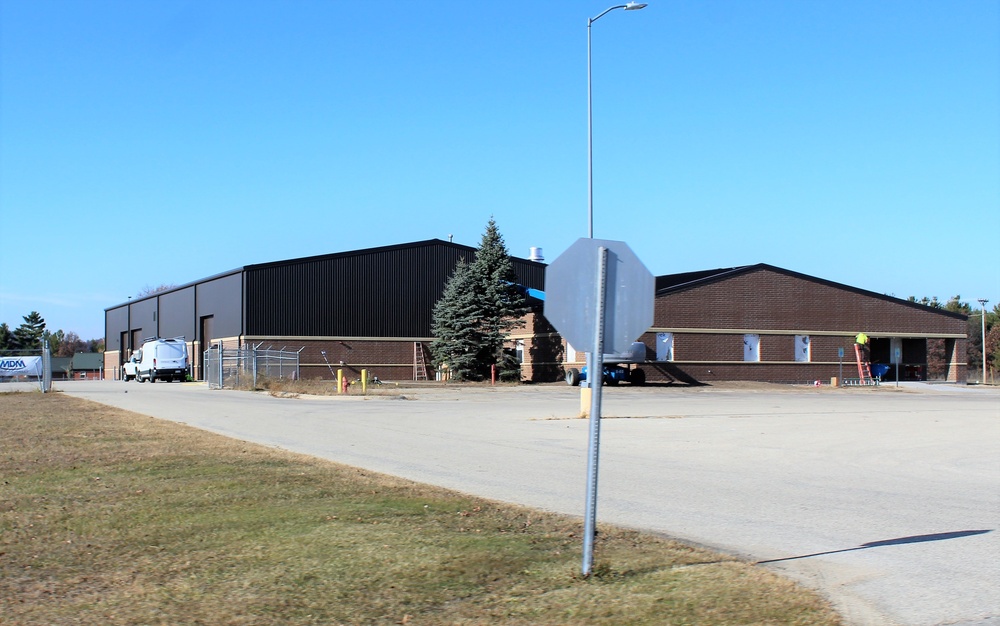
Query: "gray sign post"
544 238 653 577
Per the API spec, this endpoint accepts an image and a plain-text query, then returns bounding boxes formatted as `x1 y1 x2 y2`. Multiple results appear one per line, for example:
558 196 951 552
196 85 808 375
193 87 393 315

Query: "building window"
794 335 811 362
515 340 525 364
566 342 578 364
743 334 760 362
657 332 674 361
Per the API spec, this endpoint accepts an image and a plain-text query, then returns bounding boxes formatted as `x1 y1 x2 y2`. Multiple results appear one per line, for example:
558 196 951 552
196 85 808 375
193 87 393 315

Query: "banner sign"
0 356 43 377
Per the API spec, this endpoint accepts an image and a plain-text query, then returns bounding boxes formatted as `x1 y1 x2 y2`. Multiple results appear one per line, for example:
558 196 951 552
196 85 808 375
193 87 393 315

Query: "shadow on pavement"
756 529 993 564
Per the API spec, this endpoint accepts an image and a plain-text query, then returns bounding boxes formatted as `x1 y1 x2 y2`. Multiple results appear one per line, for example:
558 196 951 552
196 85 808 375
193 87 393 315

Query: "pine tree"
0 323 12 351
12 311 46 350
430 260 484 380
430 218 528 381
469 218 527 381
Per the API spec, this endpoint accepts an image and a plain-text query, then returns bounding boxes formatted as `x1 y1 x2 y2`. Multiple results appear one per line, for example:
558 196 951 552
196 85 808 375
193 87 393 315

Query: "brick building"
105 242 968 385
517 264 967 384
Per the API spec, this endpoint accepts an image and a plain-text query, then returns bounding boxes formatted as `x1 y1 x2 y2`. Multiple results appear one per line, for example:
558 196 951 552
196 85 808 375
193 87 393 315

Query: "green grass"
1 392 842 625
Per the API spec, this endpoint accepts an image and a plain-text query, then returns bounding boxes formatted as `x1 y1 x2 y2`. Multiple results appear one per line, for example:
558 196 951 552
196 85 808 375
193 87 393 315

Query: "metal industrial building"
104 240 545 381
105 240 969 384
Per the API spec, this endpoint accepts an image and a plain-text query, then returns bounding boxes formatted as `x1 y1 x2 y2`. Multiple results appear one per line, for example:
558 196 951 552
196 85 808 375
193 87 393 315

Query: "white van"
127 337 188 383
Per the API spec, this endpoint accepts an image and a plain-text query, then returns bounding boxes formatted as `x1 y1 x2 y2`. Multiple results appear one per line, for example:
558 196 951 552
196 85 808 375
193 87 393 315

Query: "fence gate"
204 346 300 390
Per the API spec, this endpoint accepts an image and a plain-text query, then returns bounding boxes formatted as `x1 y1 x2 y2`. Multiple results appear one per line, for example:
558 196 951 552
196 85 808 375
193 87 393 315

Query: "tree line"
0 311 104 356
906 295 999 379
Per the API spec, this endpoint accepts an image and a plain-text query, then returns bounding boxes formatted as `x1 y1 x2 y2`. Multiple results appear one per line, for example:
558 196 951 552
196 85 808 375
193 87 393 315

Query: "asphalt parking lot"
31 379 1000 626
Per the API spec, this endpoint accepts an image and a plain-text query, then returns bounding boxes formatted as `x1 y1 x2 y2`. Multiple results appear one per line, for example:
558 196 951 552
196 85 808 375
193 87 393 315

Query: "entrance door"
743 334 760 361
657 332 674 361
199 316 214 380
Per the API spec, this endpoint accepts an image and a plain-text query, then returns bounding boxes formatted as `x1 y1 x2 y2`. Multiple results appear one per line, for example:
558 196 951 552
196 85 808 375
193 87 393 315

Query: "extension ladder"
854 343 873 385
413 342 429 381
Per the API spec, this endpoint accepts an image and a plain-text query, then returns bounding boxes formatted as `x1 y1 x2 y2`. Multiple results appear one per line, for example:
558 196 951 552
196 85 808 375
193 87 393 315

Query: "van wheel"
149 373 156 383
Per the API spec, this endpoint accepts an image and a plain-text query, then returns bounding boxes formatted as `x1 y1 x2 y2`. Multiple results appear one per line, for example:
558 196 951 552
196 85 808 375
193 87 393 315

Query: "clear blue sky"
2 0 998 341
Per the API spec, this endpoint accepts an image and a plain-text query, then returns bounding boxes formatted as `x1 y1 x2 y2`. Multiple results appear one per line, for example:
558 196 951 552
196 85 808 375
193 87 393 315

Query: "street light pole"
588 2 647 238
978 298 989 384
581 0 648 580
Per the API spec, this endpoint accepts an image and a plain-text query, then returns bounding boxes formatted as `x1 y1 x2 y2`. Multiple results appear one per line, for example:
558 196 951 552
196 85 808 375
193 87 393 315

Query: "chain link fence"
0 345 52 392
204 345 301 390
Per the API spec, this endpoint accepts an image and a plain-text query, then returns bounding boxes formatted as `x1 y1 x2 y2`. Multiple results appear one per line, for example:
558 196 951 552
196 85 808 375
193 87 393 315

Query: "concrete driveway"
50 379 1000 626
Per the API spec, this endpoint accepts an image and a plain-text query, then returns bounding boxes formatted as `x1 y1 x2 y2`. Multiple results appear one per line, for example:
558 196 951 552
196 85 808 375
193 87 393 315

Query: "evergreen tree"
12 311 46 350
0 323 11 351
430 218 528 381
430 259 483 380
468 218 528 381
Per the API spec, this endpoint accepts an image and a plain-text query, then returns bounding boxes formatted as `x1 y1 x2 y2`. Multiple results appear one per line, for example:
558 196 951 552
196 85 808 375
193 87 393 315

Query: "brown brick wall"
656 268 966 335
511 309 564 382
519 267 967 384
243 337 431 381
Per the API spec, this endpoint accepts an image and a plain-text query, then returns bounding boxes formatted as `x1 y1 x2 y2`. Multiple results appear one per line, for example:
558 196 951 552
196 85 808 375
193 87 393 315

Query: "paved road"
49 380 1000 626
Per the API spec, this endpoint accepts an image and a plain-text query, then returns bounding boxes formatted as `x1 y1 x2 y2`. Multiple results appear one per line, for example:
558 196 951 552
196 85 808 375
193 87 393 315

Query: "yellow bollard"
580 386 592 417
361 369 368 394
337 369 343 394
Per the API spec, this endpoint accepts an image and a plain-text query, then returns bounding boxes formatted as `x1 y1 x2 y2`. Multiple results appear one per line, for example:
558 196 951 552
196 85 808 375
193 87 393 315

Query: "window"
743 334 760 362
657 332 674 361
515 340 525 364
794 335 811 362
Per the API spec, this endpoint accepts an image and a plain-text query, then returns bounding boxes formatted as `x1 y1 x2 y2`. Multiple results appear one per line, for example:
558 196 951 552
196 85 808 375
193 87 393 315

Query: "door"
744 334 760 362
199 316 214 380
794 335 810 362
657 332 674 361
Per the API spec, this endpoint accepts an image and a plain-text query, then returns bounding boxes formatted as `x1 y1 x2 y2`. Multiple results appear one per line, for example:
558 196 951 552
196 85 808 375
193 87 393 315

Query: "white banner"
0 356 43 377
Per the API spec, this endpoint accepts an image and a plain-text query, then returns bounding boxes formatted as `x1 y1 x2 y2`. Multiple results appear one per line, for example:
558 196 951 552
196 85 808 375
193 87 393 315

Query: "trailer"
564 341 647 386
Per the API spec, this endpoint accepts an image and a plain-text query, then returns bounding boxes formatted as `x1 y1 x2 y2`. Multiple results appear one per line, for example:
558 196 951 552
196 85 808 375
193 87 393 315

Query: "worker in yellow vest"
854 332 871 381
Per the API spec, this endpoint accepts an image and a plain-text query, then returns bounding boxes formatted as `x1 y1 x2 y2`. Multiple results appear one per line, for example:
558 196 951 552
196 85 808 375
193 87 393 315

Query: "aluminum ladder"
413 342 429 381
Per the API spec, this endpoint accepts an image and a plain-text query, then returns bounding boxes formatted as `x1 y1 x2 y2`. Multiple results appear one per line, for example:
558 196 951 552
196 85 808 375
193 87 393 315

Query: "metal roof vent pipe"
529 247 544 262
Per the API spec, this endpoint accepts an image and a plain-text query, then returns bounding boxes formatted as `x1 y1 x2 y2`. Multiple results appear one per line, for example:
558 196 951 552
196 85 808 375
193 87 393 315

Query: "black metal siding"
105 307 128 351
104 241 545 348
196 273 243 339
245 241 545 337
158 287 196 341
130 298 157 339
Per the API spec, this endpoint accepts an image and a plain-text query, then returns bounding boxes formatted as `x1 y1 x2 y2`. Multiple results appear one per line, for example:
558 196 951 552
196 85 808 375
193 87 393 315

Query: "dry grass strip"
0 392 841 625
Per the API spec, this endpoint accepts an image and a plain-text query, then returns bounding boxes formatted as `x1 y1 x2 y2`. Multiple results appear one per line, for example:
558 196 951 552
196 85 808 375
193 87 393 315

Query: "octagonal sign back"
544 238 654 355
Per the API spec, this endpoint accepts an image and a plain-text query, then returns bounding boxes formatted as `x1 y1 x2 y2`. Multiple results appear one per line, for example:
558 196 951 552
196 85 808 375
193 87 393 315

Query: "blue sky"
1 0 997 341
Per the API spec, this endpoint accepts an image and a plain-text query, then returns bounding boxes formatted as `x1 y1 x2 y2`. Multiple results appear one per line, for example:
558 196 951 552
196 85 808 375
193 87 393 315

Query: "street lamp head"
625 2 648 9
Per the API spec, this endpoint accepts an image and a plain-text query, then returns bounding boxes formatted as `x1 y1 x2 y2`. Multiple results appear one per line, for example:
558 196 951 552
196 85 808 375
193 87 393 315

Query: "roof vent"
529 247 544 262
